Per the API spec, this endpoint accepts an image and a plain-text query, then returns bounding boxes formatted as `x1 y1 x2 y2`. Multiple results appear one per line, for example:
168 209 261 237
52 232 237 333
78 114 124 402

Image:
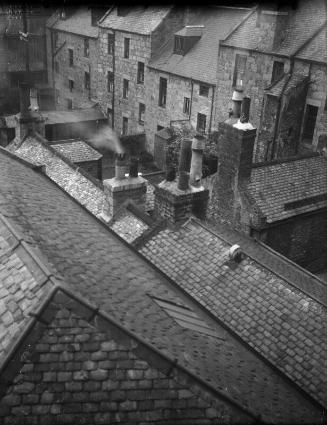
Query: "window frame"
67 98 73 110
68 48 74 67
84 71 90 90
123 78 129 99
137 61 145 84
196 113 206 134
174 35 184 55
84 38 89 58
199 85 209 97
107 71 114 93
107 107 113 128
107 33 114 55
124 37 130 59
122 116 128 135
183 97 190 114
158 77 167 108
233 54 247 88
68 79 74 92
271 61 284 84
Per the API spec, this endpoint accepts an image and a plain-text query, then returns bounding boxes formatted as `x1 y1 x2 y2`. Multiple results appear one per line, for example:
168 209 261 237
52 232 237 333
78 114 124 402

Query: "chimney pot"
240 96 251 123
232 89 244 118
229 244 242 262
190 134 205 187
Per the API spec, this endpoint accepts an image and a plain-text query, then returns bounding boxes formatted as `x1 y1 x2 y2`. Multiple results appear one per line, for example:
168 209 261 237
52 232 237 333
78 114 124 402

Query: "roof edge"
220 5 258 44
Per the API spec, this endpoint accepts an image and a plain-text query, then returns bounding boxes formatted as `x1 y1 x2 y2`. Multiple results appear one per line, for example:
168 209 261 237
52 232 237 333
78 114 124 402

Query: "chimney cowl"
229 244 242 262
232 89 244 102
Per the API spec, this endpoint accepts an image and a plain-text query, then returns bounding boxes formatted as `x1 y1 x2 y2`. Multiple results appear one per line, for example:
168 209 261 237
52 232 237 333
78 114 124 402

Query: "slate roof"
148 7 249 85
51 139 103 163
47 7 99 38
138 217 327 409
0 287 241 424
99 6 171 35
222 0 327 58
248 155 327 223
0 149 325 422
295 25 327 63
7 135 107 218
265 73 308 97
44 107 106 125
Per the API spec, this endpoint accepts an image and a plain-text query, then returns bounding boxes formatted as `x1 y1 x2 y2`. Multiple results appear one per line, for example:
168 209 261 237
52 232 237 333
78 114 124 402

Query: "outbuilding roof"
0 148 325 422
148 7 249 85
50 139 103 163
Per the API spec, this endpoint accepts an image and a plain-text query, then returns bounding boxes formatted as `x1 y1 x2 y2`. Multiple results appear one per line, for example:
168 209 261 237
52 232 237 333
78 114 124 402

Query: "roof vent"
229 244 242 262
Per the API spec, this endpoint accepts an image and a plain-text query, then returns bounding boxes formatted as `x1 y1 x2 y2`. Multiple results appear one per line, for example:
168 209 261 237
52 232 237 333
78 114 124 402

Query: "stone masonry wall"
50 30 98 110
97 28 114 119
145 69 214 153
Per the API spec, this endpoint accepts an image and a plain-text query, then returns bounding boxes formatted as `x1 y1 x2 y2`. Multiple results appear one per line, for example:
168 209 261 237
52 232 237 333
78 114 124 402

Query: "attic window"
199 85 209 97
174 36 185 55
153 297 223 339
271 61 284 83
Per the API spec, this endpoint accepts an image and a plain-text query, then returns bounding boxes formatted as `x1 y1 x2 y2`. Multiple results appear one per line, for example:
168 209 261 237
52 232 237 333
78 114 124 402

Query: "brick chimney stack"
15 83 46 140
154 136 209 223
215 95 256 225
102 153 147 220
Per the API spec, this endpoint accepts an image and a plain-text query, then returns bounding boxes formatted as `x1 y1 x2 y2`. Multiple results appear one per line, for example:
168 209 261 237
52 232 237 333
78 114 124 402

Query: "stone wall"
49 30 98 110
265 209 327 273
145 69 215 153
76 159 102 181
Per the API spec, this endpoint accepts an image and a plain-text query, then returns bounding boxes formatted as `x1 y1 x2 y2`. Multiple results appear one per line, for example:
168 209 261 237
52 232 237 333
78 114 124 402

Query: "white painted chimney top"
229 244 242 261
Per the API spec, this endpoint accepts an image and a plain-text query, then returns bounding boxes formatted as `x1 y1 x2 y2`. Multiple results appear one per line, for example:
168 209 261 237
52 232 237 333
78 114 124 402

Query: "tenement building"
146 6 250 154
46 7 107 111
215 0 327 161
97 6 185 141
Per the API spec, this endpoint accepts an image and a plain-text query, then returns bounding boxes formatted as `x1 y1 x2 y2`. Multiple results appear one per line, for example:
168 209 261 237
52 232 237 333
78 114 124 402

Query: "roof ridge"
0 284 260 422
220 5 257 45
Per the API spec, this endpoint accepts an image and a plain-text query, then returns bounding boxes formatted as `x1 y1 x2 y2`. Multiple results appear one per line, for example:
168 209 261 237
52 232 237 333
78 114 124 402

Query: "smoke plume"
89 125 124 154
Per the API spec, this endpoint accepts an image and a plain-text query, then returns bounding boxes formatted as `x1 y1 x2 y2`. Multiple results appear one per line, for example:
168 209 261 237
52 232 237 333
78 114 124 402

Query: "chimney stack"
214 92 256 227
177 138 192 190
190 134 205 187
115 153 127 180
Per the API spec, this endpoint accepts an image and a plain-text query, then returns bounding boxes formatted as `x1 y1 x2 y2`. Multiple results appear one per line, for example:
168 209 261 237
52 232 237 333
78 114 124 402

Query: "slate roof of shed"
47 7 99 38
0 148 325 422
99 6 171 34
265 73 308 97
138 217 327 409
248 155 327 223
51 139 103 163
148 7 249 85
222 0 327 58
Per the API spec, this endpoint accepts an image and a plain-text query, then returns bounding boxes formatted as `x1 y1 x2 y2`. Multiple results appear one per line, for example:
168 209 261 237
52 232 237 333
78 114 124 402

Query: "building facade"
215 0 327 161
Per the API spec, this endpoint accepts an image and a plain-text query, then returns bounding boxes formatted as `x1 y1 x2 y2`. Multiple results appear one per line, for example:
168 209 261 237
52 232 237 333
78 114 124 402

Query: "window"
54 61 59 73
84 72 90 90
84 38 89 57
108 33 114 55
122 116 128 135
67 98 72 110
183 97 190 114
271 61 284 83
157 125 164 132
137 62 144 84
174 35 184 55
107 108 113 128
124 37 130 59
302 104 318 144
107 71 114 92
197 113 206 133
233 54 247 87
139 103 145 124
159 77 167 107
199 85 209 97
68 79 74 92
123 79 129 99
68 48 73 67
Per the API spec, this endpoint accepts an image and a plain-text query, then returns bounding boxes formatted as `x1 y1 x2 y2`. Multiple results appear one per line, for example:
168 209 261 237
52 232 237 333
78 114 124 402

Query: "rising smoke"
88 125 124 154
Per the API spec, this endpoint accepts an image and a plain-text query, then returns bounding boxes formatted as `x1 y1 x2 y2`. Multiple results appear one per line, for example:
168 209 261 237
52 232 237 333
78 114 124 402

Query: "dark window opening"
122 116 128 135
108 34 114 55
139 103 145 124
67 98 72 110
271 61 284 83
197 113 206 133
124 38 130 59
107 108 113 128
157 125 164 132
159 77 167 107
199 85 209 97
107 71 114 92
68 48 73 67
174 36 185 55
137 62 144 84
123 79 129 99
84 72 90 90
183 97 190 114
84 38 89 58
68 79 74 92
302 104 318 144
233 54 247 87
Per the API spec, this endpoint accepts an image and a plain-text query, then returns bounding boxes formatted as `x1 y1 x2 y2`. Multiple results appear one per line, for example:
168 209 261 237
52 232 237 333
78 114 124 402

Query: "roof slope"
48 7 99 38
0 150 325 422
222 0 327 57
139 218 327 409
248 156 327 223
149 7 249 84
0 287 238 424
100 6 171 34
296 25 327 63
51 139 103 163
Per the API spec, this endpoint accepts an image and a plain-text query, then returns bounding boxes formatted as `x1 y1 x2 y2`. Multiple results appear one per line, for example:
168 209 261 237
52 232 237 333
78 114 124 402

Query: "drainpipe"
270 57 294 159
208 85 215 135
112 30 115 129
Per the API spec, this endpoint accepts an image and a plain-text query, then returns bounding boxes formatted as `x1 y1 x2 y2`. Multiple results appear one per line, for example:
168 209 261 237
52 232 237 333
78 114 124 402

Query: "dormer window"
173 26 203 56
